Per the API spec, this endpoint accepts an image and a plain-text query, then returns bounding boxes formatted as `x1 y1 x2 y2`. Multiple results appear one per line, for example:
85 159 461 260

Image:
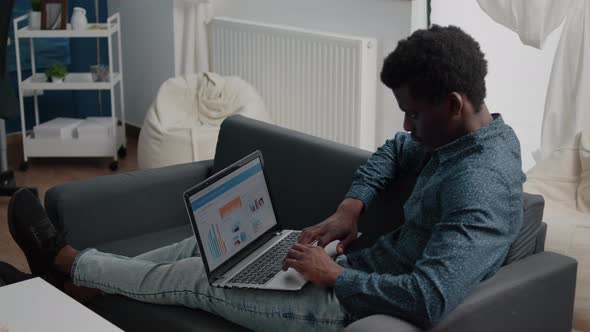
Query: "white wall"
108 0 176 127
124 0 420 146
431 0 562 171
174 0 188 77
109 0 557 169
203 0 415 148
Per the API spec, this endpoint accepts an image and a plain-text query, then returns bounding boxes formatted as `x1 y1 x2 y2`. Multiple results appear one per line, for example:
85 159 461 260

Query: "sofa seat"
95 225 193 258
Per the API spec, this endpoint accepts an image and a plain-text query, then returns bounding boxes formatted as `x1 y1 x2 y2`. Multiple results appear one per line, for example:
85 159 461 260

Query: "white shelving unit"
12 13 126 170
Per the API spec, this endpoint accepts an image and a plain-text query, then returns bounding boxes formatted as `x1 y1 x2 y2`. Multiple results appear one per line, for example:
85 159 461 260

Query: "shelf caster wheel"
109 161 119 171
19 161 30 172
4 177 16 187
0 170 16 187
117 146 127 159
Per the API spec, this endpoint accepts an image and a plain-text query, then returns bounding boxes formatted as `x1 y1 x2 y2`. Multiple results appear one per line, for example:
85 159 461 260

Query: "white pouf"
138 72 272 169
524 130 590 329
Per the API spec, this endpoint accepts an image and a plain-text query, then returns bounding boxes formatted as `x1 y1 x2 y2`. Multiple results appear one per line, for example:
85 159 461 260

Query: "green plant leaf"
45 64 68 78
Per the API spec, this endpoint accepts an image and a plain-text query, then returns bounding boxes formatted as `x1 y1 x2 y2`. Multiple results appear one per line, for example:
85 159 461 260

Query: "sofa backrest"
214 115 547 259
214 115 409 247
504 193 546 265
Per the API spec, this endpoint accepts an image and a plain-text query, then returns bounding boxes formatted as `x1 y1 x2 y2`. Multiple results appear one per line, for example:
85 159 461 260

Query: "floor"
0 134 139 273
0 134 587 331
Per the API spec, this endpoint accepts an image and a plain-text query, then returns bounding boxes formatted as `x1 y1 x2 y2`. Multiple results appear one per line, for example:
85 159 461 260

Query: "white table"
0 278 122 332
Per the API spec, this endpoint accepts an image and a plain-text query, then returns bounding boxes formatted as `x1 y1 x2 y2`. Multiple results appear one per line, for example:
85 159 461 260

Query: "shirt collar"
433 113 504 164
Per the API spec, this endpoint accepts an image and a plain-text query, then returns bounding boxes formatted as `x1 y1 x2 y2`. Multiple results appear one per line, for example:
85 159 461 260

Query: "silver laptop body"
183 151 338 291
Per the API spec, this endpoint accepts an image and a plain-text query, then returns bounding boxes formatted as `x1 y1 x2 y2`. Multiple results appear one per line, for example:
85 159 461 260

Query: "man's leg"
132 236 199 263
8 188 353 331
66 248 352 332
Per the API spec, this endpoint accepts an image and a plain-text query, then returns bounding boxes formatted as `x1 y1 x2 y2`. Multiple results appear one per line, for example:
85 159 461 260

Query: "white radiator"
209 17 378 150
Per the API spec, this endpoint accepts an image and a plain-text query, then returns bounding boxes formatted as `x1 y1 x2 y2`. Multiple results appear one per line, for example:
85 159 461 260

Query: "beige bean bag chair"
138 72 272 169
524 130 590 329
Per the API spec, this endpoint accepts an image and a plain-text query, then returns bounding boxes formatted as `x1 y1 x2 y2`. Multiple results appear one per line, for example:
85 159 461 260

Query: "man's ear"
448 92 463 116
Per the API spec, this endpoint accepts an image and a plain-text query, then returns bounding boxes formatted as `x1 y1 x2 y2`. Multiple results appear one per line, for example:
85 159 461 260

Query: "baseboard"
6 122 141 143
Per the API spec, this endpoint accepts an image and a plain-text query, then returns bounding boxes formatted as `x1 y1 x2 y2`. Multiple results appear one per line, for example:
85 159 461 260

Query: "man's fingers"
298 228 321 244
282 258 302 271
337 234 357 254
297 229 315 244
317 235 336 248
340 234 356 249
336 243 345 255
291 242 309 252
286 248 304 260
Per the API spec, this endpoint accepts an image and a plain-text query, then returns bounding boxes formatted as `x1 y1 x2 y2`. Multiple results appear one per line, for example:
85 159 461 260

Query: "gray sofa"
45 115 578 332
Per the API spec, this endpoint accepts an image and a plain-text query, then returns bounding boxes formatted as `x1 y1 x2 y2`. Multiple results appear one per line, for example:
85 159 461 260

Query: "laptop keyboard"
229 232 300 285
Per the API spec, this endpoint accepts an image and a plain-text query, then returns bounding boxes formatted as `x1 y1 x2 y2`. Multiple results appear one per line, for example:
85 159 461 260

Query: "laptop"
183 150 341 291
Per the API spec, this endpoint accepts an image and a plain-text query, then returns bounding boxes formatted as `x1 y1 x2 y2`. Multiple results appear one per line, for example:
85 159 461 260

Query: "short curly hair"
381 25 487 111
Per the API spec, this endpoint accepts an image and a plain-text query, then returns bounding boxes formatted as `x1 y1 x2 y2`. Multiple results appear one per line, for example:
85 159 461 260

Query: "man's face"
393 85 457 149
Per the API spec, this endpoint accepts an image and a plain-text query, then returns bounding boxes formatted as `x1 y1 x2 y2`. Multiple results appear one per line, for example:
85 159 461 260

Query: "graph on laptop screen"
189 158 278 270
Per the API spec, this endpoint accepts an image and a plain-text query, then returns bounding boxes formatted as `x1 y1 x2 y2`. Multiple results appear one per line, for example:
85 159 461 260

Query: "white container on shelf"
76 117 115 139
71 7 88 31
28 11 41 30
33 117 83 139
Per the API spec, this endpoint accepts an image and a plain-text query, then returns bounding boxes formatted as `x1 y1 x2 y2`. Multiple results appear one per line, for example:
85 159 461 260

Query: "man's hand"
282 243 345 287
298 198 363 255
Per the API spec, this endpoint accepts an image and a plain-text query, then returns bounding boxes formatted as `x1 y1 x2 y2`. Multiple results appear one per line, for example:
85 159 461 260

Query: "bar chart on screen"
219 197 242 219
250 218 264 234
207 224 227 259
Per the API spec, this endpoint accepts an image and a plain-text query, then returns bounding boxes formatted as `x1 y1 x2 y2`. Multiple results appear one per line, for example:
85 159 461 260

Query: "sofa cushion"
45 160 214 249
95 225 193 257
214 115 373 232
89 295 249 332
503 193 545 265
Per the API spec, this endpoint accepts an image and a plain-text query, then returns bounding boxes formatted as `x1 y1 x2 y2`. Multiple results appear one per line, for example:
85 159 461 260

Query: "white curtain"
174 0 212 76
476 0 590 161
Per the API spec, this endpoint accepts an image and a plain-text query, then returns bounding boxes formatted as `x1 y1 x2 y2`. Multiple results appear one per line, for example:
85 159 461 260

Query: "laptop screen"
188 157 278 271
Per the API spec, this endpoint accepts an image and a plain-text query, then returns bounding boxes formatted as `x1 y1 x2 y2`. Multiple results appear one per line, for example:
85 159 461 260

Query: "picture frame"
41 0 67 30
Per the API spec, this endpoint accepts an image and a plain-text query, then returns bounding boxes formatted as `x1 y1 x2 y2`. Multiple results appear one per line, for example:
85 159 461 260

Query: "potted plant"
29 0 42 30
45 64 68 83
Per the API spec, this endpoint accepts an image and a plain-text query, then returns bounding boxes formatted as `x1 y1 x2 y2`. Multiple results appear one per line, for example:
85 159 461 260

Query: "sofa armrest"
432 251 577 332
343 315 421 332
344 252 576 332
45 160 213 249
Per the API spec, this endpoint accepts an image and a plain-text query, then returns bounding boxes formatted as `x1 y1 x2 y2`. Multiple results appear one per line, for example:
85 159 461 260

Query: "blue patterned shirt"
334 114 525 327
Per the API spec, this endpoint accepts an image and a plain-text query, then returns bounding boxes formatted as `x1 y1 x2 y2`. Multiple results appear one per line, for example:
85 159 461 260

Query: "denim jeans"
71 236 354 332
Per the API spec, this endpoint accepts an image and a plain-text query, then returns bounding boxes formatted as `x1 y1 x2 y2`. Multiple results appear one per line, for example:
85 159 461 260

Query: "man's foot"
7 188 67 277
0 261 34 287
0 261 65 291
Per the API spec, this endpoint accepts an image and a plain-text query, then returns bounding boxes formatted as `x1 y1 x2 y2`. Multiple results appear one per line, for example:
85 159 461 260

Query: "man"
2 25 524 331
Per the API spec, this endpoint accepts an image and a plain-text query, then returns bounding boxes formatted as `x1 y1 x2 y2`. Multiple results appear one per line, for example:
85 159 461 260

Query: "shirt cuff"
345 184 376 210
334 268 366 301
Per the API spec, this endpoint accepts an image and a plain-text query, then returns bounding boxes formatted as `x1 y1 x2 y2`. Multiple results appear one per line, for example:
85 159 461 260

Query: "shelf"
16 23 118 38
14 12 126 163
24 132 124 158
20 73 121 90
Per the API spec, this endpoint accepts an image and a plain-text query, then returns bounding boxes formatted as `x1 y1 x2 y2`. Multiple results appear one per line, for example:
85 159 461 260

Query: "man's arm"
345 133 410 210
297 133 418 251
334 169 523 327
